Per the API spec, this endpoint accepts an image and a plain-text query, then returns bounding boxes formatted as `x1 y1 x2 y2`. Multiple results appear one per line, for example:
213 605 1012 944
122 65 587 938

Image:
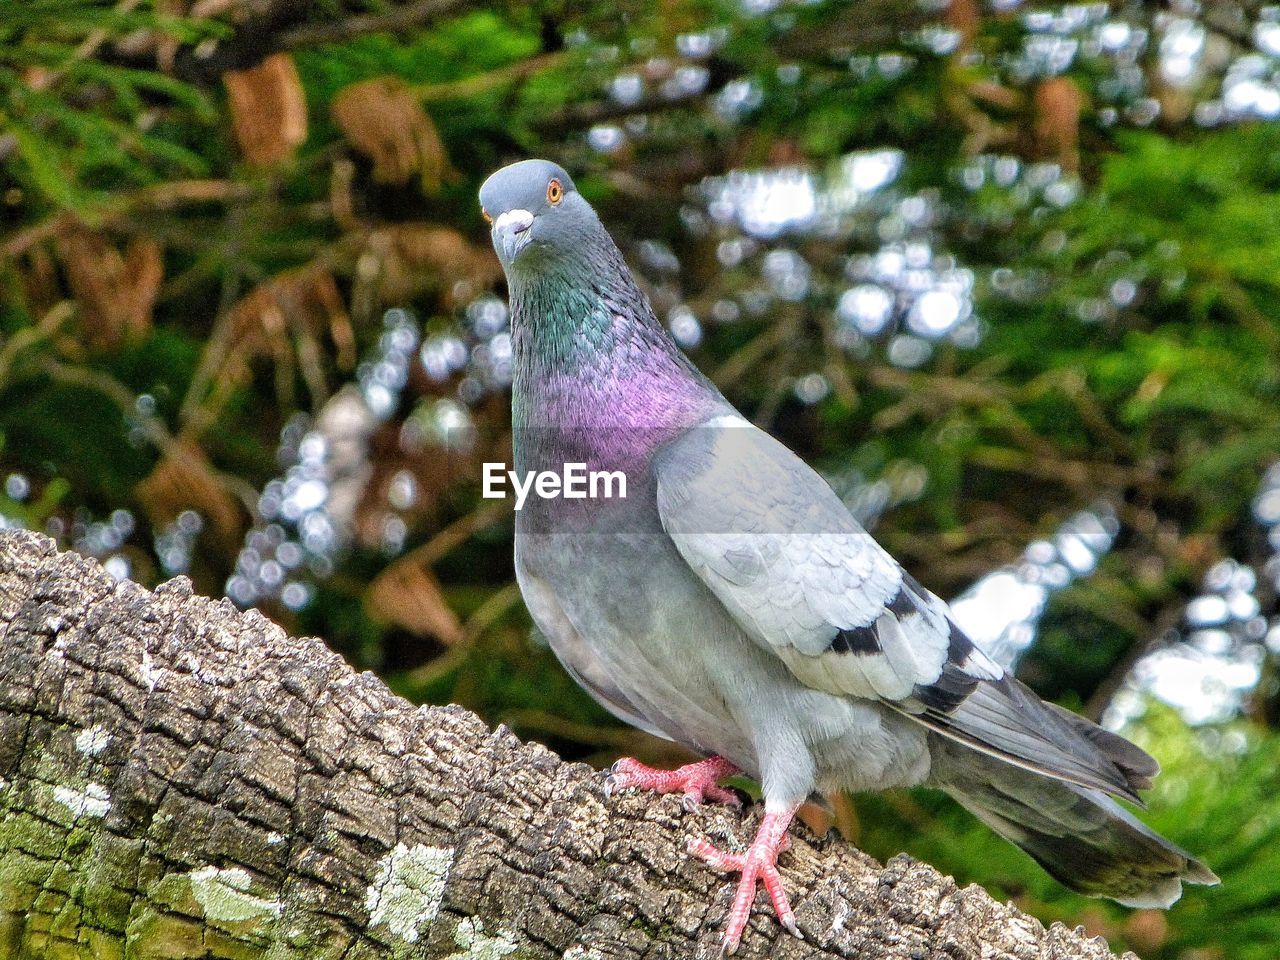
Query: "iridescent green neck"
506 233 724 469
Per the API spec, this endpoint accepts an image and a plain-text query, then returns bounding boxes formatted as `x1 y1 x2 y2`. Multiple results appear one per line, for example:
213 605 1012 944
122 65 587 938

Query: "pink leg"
688 802 803 955
604 755 742 811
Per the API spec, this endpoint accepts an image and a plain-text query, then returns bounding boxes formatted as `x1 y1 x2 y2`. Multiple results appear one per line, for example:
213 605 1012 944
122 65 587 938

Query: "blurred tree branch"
279 0 473 49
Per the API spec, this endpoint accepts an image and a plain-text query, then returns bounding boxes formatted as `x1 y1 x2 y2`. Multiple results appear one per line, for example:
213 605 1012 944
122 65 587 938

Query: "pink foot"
604 755 742 811
688 803 803 955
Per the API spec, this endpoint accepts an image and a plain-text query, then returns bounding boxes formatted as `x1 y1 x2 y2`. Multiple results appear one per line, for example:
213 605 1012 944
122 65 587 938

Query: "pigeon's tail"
929 739 1218 908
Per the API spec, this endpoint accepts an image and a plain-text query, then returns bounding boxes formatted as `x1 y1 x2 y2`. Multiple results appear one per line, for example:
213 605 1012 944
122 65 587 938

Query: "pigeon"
479 158 1217 953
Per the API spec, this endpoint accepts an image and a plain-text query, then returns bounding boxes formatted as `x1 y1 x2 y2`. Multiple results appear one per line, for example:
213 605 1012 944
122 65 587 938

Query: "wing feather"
654 417 1151 800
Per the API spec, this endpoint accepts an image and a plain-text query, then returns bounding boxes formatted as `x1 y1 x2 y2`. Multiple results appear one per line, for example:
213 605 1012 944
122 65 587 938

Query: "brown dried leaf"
1123 910 1169 954
226 266 354 368
945 0 979 49
795 801 833 838
224 52 307 168
359 224 500 310
330 157 358 229
1033 76 1083 172
55 228 163 350
366 558 464 645
331 76 455 193
136 440 243 552
1077 907 1120 942
17 245 60 318
829 790 861 843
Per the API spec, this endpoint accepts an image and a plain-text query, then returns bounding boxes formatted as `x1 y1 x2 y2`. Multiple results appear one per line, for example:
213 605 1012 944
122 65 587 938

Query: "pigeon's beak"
493 209 534 262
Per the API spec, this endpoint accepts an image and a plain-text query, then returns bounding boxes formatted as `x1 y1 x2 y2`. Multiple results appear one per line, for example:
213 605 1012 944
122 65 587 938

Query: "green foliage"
0 1 1278 953
858 704 1280 959
1 1 221 216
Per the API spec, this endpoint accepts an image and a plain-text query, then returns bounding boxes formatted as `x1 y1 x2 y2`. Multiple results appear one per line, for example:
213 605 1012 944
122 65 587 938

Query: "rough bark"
0 530 1132 960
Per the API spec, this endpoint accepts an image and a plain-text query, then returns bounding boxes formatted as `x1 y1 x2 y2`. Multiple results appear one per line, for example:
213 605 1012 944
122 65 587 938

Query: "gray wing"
653 415 1154 801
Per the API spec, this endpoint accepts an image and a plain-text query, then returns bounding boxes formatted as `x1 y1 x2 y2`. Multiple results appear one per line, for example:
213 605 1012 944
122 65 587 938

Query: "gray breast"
515 523 760 766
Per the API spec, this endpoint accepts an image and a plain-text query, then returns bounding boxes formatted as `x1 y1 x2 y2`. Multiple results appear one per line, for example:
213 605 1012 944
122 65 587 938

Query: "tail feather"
930 737 1218 907
908 672 1155 803
1041 700 1159 792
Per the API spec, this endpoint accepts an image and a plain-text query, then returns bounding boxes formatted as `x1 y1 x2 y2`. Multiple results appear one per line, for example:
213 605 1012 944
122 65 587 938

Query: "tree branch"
115 0 480 81
0 530 1132 959
278 0 472 49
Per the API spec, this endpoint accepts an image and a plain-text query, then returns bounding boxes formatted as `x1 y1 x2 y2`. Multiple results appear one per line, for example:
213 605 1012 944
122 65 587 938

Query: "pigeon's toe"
687 803 802 953
602 755 741 810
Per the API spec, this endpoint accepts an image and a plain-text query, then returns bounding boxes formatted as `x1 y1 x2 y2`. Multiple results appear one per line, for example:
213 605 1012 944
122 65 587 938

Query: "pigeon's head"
480 159 598 272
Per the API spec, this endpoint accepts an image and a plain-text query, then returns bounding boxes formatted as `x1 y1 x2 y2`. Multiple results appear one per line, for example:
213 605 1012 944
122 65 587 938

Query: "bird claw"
781 915 803 938
687 805 802 954
602 756 742 811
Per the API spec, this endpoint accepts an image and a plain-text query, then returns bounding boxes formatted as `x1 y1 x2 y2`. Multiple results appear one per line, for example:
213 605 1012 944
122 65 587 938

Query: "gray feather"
931 741 1217 906
654 417 1150 802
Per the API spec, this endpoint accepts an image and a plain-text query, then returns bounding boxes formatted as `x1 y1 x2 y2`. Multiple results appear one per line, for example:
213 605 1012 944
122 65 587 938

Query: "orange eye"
547 178 563 205
481 208 492 224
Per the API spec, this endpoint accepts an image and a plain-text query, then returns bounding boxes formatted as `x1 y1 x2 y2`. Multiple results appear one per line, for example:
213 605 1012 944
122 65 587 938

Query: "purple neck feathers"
508 228 725 474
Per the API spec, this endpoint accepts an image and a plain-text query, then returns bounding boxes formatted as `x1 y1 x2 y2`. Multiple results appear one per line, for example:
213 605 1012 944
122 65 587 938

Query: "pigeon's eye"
481 208 492 224
547 179 563 205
